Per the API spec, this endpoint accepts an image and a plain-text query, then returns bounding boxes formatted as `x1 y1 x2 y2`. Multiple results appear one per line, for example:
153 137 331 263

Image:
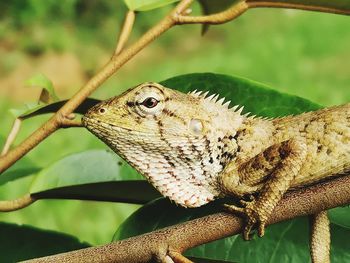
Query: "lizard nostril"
99 108 106 114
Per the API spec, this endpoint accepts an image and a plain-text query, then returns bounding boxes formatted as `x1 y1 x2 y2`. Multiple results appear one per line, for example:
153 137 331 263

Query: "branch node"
175 0 248 25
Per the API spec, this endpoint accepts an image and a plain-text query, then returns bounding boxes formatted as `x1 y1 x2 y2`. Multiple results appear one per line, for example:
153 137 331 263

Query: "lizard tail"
310 210 330 263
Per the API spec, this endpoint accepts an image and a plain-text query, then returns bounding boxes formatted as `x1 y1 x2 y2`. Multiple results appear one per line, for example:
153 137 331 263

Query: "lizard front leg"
310 211 330 263
219 138 307 240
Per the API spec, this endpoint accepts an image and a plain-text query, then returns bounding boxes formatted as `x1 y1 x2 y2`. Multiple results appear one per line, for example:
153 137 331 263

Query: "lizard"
82 82 350 263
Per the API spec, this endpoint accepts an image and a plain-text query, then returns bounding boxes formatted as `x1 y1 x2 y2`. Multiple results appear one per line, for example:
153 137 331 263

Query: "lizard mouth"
82 116 159 138
82 116 133 132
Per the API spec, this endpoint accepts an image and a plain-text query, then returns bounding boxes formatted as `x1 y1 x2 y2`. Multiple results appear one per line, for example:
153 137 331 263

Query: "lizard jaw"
82 116 221 208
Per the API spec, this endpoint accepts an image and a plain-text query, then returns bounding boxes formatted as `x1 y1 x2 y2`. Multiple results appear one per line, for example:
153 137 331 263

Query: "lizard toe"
223 203 245 216
257 221 266 237
243 222 255 240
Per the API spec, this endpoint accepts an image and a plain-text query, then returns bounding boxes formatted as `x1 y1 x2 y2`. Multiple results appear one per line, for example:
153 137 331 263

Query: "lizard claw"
224 200 267 240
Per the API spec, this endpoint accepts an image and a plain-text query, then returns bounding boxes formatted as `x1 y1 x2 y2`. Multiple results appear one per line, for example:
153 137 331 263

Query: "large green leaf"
160 73 322 117
0 222 89 262
114 198 350 263
329 206 350 229
0 164 40 186
29 149 160 204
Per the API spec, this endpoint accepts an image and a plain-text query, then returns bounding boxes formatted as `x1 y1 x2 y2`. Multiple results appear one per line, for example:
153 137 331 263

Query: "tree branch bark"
23 173 350 263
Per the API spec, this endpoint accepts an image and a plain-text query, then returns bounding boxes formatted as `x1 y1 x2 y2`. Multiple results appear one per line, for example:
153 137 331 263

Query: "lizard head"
83 82 244 207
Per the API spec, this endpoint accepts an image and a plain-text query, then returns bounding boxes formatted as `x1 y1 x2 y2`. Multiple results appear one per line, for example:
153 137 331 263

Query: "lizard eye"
134 89 164 116
141 97 159 108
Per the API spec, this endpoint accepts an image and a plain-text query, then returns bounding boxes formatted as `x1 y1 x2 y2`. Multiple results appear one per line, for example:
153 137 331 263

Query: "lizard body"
83 82 350 263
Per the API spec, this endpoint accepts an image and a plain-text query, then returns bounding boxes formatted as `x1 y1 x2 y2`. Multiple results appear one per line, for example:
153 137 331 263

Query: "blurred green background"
0 0 349 245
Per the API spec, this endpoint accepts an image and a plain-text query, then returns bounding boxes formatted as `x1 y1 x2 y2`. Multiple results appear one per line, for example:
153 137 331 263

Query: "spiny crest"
188 89 248 114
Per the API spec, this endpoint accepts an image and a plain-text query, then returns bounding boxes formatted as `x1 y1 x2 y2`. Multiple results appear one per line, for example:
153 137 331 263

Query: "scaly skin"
83 82 350 263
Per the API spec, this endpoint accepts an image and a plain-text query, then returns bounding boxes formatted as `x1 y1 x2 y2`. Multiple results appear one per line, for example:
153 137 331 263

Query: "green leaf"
124 0 179 11
329 206 350 229
33 181 160 204
114 198 350 263
0 139 41 185
9 102 41 118
160 73 322 117
9 98 100 119
30 149 160 204
30 150 142 192
113 198 222 241
0 222 89 262
25 73 59 102
0 166 40 186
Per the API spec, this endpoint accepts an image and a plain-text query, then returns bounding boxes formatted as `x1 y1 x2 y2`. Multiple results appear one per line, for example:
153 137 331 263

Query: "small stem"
174 0 248 24
0 194 36 212
168 251 194 263
247 1 350 15
114 10 136 56
1 118 22 156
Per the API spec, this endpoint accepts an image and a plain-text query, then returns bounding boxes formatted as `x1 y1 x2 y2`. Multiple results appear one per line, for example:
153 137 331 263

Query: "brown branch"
114 10 136 56
60 119 83 128
1 118 22 156
0 194 36 212
23 174 350 263
175 0 249 24
246 1 350 15
0 0 194 175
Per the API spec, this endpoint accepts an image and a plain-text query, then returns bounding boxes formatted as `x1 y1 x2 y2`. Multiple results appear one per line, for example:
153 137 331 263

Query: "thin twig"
0 0 194 175
23 174 350 263
114 10 136 56
174 0 249 24
1 118 22 156
247 1 350 15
